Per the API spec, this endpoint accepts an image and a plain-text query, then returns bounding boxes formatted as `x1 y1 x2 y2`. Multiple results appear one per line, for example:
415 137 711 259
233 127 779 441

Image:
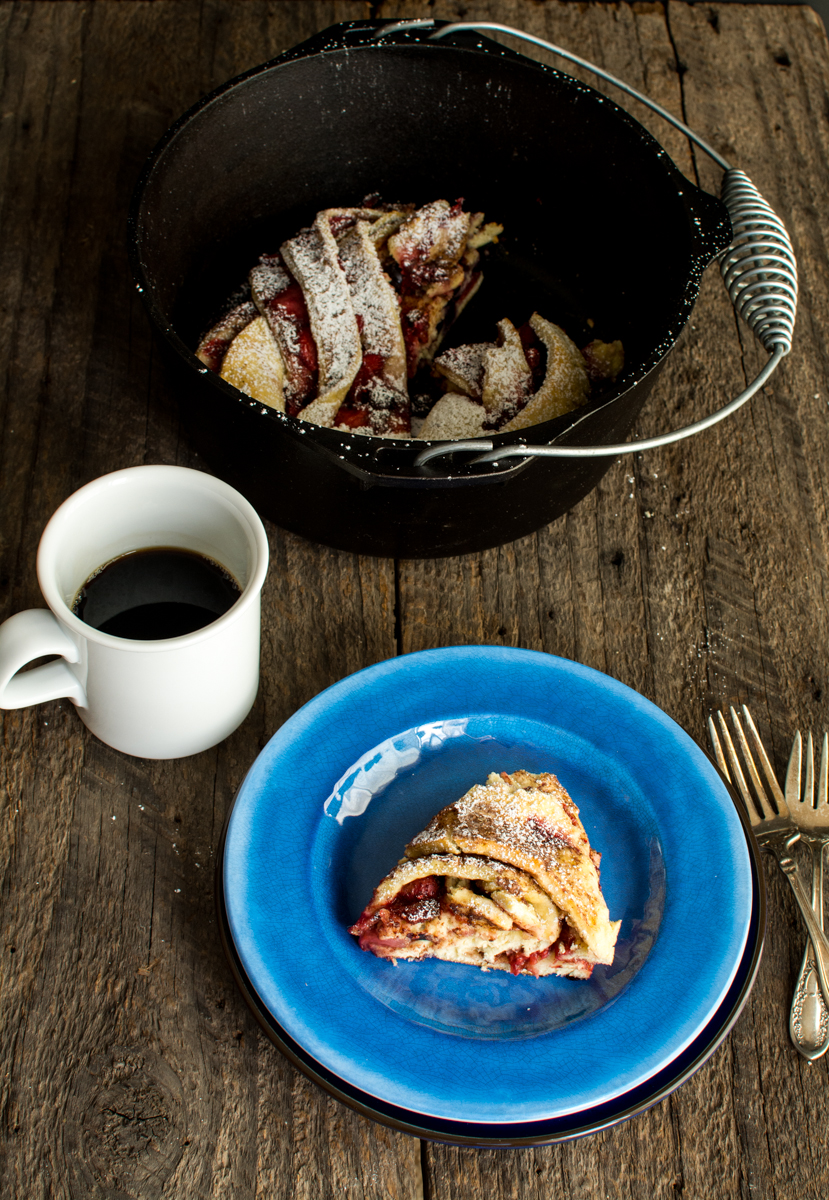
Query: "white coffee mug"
0 465 269 758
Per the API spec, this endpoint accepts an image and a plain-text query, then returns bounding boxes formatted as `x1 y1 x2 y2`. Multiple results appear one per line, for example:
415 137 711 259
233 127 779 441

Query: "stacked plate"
218 647 763 1146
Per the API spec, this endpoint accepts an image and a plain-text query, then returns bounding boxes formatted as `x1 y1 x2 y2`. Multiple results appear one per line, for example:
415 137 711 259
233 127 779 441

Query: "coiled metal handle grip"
720 169 797 356
377 20 799 468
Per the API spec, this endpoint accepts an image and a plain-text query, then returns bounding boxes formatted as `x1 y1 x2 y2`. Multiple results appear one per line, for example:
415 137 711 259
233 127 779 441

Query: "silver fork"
787 730 829 1058
708 705 829 1012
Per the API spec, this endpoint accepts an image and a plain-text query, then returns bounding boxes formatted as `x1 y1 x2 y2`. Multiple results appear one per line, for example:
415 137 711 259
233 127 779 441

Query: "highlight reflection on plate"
223 647 753 1124
319 716 664 1039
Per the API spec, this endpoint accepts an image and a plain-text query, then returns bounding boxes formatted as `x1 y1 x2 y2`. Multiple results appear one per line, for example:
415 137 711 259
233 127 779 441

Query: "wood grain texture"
1 1 829 1196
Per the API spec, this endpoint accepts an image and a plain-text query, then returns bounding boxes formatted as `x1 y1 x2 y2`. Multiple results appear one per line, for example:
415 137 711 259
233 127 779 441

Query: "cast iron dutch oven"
128 19 761 558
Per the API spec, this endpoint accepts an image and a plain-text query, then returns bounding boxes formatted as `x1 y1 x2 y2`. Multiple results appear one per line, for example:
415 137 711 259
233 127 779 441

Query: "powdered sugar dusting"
388 199 472 295
196 201 613 439
338 220 407 389
481 319 532 416
402 768 619 963
433 342 490 399
282 215 361 421
340 376 409 436
419 771 581 859
249 252 313 410
417 392 485 440
219 315 285 410
250 255 291 303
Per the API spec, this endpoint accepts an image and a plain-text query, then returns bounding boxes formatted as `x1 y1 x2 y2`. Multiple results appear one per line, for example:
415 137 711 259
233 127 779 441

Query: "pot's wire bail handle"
375 20 798 467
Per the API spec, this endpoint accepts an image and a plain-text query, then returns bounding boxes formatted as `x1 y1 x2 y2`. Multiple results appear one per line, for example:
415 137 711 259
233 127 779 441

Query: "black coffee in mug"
73 547 241 640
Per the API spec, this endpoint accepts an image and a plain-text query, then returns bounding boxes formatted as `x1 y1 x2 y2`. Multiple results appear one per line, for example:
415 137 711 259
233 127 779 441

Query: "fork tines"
805 731 829 811
708 704 788 822
788 728 829 814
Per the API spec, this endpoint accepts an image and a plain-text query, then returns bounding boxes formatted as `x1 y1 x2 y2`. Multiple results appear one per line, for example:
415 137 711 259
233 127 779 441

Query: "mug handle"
0 609 87 709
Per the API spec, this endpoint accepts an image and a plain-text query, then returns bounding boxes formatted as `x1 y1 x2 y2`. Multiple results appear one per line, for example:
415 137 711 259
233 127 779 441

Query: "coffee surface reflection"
73 547 241 640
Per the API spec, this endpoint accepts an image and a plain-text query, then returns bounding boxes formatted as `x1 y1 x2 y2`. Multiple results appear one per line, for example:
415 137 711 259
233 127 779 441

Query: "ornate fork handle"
775 841 829 1012
790 840 829 1057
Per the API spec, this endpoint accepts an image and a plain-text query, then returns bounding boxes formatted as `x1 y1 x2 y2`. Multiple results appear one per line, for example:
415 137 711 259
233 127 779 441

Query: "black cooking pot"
129 19 731 558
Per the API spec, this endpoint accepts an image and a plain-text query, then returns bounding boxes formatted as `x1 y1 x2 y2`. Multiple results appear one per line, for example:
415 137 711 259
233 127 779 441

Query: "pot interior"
133 25 730 435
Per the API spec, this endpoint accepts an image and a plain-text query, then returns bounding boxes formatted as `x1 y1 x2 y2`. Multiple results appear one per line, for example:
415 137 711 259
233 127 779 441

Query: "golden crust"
405 770 619 963
500 315 589 431
350 771 619 978
219 315 285 411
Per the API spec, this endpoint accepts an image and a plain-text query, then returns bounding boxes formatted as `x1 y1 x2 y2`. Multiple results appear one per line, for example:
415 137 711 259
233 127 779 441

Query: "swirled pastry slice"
349 770 620 978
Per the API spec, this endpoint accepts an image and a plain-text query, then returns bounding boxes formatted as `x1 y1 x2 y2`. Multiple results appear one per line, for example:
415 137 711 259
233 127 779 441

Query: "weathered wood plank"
666 9 829 1200
0 3 417 1198
388 2 829 1199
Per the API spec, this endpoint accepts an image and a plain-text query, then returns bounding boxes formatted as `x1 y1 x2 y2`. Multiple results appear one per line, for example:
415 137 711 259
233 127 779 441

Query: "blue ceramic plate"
223 647 753 1124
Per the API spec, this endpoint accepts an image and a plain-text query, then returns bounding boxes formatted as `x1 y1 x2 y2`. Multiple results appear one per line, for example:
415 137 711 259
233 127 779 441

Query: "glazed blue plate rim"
223 646 752 1124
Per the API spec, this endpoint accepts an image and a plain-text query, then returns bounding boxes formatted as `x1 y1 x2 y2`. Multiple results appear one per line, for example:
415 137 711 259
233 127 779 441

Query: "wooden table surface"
2 0 829 1195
